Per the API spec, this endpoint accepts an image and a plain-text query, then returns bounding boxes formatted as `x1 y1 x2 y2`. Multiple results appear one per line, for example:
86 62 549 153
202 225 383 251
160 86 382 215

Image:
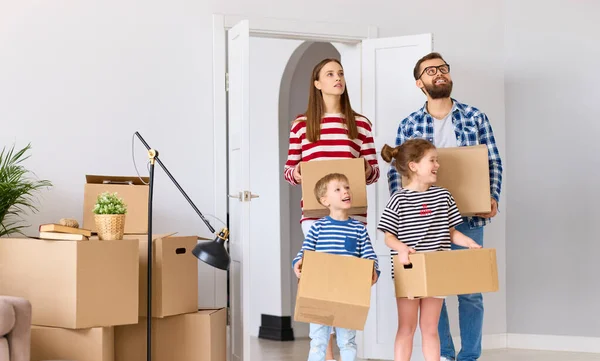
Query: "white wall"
284 42 341 338
505 0 600 337
1 0 506 338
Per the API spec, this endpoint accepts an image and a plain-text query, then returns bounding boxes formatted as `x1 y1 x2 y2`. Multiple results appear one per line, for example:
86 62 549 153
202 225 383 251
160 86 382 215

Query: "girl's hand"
293 165 302 183
397 247 416 265
294 259 302 279
467 239 482 249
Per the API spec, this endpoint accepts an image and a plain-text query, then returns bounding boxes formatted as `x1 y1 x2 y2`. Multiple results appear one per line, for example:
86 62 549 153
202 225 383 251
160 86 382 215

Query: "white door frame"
212 13 377 359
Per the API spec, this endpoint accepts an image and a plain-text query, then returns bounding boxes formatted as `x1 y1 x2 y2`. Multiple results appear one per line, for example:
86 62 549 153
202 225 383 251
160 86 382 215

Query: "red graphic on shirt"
420 204 432 216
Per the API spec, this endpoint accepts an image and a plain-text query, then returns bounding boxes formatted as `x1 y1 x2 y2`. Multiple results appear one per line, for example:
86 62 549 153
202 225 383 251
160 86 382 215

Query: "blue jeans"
308 323 357 361
438 220 484 361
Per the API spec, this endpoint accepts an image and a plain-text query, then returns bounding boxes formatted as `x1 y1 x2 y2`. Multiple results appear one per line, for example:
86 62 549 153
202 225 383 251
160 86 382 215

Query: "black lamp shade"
192 237 230 271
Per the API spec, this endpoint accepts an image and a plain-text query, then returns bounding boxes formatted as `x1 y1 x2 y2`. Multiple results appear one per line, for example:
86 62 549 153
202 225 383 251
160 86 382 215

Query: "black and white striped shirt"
377 186 462 277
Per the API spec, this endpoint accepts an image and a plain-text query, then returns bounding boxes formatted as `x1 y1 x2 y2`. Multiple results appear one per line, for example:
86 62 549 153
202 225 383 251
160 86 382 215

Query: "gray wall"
505 0 600 336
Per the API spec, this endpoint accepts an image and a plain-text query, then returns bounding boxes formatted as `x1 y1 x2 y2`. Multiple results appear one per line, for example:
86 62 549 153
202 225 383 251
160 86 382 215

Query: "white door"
227 20 253 361
360 34 433 361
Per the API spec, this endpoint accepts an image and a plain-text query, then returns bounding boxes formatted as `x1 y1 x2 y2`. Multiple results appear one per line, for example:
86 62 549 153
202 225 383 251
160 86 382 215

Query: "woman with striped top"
377 139 481 361
283 58 379 361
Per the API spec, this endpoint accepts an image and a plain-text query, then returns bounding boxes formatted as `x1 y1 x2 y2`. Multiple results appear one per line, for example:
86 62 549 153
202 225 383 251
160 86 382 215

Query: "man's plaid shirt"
387 99 503 228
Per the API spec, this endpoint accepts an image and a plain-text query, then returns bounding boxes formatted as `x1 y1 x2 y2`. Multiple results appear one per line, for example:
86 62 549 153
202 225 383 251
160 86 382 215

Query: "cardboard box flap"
86 175 149 185
197 308 224 316
122 232 178 241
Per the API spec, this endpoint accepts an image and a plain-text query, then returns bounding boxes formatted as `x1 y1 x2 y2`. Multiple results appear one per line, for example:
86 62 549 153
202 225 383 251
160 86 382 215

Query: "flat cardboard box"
114 309 227 361
294 251 373 330
300 158 367 218
31 325 114 361
402 145 491 215
83 174 149 234
394 248 499 299
124 233 199 318
0 237 139 329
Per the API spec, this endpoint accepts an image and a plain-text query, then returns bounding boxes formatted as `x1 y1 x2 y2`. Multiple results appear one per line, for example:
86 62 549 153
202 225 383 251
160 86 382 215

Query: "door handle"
228 191 259 202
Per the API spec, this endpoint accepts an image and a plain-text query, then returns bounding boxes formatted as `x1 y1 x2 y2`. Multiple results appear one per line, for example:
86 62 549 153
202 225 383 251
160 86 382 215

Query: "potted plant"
93 191 127 240
0 143 52 237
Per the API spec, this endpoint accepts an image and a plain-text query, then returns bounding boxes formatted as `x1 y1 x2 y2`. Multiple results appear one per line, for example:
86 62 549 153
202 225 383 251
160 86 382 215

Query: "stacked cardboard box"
0 236 139 361
113 233 226 361
0 175 227 361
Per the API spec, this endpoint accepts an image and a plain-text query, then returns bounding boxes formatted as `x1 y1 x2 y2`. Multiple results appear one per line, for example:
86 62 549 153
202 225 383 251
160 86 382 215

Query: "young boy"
292 172 380 361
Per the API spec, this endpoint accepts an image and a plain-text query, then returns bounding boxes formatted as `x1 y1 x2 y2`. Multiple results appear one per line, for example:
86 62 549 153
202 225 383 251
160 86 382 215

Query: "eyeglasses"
419 64 450 78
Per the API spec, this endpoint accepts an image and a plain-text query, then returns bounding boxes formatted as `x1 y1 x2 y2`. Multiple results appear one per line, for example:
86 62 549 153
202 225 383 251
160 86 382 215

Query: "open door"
359 33 433 361
227 19 253 361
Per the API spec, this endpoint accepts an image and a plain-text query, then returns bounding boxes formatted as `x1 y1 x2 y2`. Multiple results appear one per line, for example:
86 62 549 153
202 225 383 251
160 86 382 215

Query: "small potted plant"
93 191 127 240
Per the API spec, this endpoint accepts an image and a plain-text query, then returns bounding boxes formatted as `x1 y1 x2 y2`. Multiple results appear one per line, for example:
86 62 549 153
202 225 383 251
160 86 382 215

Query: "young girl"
377 139 481 361
283 58 380 361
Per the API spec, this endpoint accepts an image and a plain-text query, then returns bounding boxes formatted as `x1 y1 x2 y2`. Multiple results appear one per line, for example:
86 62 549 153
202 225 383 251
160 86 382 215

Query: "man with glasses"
387 52 503 361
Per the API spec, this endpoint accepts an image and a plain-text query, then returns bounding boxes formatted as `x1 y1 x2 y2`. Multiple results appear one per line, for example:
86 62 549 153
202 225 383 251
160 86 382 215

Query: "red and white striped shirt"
283 113 380 223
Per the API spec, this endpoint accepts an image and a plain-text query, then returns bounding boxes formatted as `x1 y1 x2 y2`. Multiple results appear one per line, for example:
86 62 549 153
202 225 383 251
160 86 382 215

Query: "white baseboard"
507 333 600 354
454 333 600 354
483 333 508 349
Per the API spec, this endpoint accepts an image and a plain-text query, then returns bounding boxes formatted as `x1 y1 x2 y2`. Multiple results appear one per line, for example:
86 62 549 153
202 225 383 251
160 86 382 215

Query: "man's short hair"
413 52 447 80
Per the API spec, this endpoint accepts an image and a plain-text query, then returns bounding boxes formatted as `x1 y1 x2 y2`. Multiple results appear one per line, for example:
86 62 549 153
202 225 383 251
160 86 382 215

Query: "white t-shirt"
433 112 458 148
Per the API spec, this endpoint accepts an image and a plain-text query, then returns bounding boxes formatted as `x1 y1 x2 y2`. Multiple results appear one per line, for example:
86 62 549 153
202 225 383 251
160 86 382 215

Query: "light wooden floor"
251 337 600 361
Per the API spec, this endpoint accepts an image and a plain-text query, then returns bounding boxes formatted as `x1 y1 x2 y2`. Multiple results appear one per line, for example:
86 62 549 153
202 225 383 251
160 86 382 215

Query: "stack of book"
38 224 92 241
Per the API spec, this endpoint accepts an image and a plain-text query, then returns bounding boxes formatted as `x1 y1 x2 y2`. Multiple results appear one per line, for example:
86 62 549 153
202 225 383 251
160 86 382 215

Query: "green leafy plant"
0 143 52 237
93 192 127 215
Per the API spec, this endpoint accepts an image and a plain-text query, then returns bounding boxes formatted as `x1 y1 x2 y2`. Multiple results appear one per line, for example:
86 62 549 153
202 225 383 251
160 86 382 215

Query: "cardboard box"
114 309 227 361
294 251 373 330
402 145 491 215
125 233 199 318
31 325 114 361
394 248 499 299
0 237 139 329
300 158 367 218
83 175 149 234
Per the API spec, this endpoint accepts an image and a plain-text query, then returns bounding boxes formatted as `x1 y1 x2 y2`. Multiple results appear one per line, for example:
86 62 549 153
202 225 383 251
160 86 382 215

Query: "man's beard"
424 79 453 99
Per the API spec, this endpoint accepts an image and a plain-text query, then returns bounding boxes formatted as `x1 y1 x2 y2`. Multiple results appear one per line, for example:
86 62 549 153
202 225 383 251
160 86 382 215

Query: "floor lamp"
134 131 231 361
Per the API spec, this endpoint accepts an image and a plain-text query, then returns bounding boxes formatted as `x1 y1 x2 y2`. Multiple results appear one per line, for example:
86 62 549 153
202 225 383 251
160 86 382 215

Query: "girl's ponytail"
381 139 436 178
381 144 400 164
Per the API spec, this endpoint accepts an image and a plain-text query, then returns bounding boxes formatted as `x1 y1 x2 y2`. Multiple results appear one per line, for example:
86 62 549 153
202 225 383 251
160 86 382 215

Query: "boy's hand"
371 269 379 285
293 165 302 183
397 247 416 265
294 259 302 279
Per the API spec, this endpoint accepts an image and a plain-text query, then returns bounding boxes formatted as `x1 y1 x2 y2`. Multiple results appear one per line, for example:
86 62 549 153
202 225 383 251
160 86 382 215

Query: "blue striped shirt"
292 216 380 277
387 99 503 228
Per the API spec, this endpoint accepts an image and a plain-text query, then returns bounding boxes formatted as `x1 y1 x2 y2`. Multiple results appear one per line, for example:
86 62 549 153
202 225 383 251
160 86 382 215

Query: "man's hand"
293 165 302 184
293 259 302 279
476 198 498 218
364 158 373 180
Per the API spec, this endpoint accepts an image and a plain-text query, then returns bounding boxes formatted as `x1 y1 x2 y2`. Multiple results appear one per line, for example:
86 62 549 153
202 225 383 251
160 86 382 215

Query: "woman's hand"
364 158 373 179
293 165 302 183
